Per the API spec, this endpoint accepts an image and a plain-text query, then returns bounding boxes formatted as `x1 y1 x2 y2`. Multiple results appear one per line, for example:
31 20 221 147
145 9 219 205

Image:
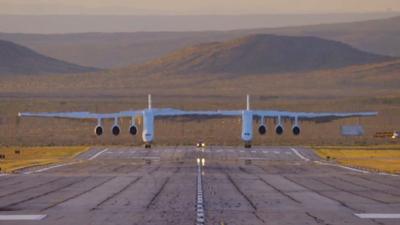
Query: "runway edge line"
88 148 109 160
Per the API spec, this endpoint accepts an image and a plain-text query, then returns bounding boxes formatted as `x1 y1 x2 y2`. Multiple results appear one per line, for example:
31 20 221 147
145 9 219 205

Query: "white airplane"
18 94 377 148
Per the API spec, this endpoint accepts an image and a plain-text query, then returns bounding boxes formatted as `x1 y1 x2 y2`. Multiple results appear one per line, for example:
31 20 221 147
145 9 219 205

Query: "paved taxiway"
0 146 400 225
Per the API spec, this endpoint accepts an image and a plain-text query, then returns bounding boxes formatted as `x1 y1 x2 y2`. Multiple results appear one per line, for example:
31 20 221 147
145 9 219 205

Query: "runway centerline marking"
89 148 109 160
289 148 310 161
355 213 400 219
196 158 205 225
0 215 47 221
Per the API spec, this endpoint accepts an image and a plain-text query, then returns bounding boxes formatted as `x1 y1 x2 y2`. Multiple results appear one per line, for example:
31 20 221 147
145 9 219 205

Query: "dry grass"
0 95 398 146
315 147 400 174
0 146 88 173
0 60 399 146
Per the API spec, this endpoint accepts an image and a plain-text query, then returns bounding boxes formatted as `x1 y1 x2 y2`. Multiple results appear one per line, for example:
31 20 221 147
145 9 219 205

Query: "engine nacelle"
275 124 284 135
129 125 137 136
292 125 301 136
112 125 120 136
94 126 103 136
258 125 267 135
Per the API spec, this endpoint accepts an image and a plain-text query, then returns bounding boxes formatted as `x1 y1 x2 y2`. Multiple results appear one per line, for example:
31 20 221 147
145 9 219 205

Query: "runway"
1 146 400 225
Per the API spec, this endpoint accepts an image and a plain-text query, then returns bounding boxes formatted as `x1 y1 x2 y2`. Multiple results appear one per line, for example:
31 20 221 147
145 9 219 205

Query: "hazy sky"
0 0 399 15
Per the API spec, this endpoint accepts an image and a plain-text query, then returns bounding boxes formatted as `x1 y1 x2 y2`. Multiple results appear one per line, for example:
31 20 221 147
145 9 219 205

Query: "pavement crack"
305 212 332 225
111 165 127 173
91 176 143 210
148 165 161 175
145 167 180 209
222 166 265 224
314 178 389 204
371 218 387 225
283 175 360 212
0 177 64 199
0 177 22 186
146 178 170 209
41 176 116 211
225 173 257 210
4 177 89 209
337 175 400 200
351 175 400 189
239 166 302 204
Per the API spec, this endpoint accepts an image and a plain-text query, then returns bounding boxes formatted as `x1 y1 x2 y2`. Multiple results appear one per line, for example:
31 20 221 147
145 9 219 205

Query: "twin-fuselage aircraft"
19 95 377 148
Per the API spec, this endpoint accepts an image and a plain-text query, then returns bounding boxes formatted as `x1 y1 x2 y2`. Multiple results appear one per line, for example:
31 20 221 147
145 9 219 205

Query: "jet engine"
94 126 103 136
129 125 137 135
258 125 267 135
292 125 301 136
112 125 120 136
275 124 284 135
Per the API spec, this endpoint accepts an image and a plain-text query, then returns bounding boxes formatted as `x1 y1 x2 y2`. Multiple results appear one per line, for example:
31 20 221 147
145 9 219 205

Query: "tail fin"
148 94 152 109
246 94 250 111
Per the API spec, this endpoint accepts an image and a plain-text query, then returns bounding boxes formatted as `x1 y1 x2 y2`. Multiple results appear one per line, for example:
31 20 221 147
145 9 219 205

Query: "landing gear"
144 143 152 149
244 142 252 148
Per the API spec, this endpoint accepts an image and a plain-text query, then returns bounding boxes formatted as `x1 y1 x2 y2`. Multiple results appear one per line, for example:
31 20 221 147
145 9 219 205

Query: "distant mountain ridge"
129 34 394 75
0 40 97 75
260 15 400 57
0 15 400 68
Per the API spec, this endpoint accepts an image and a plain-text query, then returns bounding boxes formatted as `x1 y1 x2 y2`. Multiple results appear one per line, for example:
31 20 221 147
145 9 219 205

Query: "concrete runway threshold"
196 157 205 225
1 146 400 225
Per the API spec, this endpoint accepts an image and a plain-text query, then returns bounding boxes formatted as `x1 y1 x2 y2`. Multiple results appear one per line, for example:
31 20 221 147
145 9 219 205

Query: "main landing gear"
244 142 252 148
144 143 152 149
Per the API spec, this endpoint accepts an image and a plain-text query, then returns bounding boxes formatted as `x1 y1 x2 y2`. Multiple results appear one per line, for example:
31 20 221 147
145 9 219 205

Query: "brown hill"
261 15 400 57
130 34 393 75
0 15 399 69
0 40 97 75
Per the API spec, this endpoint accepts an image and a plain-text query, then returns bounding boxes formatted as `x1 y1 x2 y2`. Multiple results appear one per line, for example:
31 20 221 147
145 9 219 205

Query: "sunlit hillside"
0 57 399 146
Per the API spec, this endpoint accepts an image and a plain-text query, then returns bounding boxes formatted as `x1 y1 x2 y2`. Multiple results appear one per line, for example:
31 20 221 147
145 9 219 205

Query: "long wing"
18 110 143 120
154 110 377 123
253 110 378 122
19 109 377 121
17 108 241 120
18 94 377 121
